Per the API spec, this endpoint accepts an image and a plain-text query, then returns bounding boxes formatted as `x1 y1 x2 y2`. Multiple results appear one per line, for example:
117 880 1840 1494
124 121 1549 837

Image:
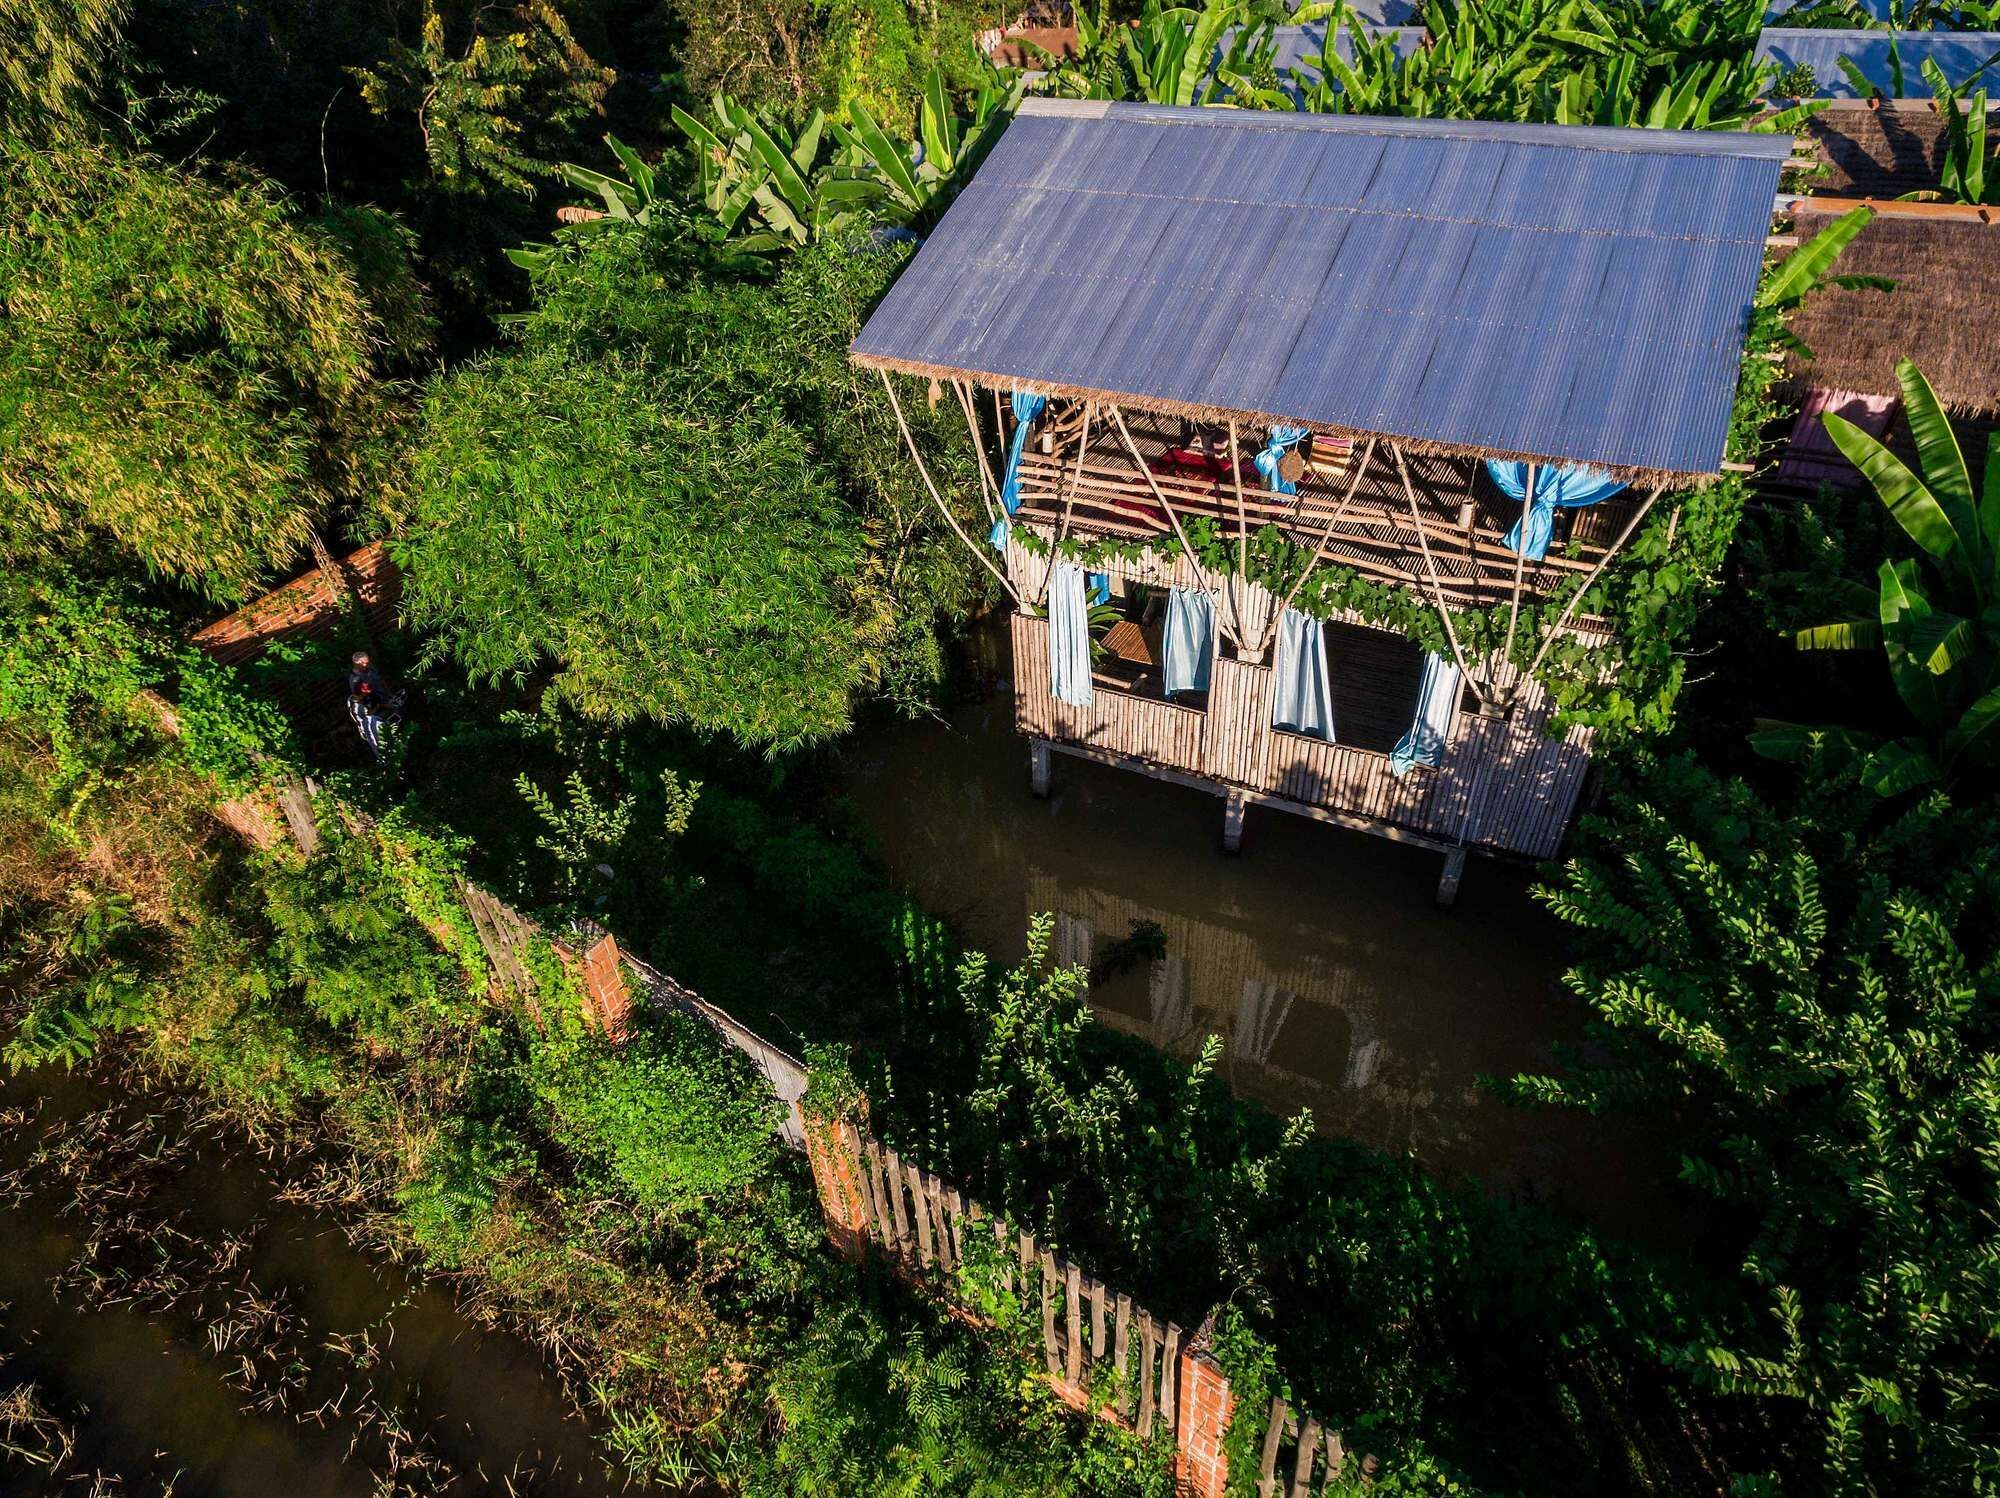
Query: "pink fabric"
1776 388 1897 489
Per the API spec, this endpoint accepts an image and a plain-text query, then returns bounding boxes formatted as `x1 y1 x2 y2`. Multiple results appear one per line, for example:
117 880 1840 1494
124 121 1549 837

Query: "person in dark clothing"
347 651 392 757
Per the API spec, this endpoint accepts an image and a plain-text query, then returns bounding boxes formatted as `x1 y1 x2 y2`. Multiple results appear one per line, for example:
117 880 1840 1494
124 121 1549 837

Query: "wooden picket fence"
854 1131 1187 1435
817 1119 1378 1494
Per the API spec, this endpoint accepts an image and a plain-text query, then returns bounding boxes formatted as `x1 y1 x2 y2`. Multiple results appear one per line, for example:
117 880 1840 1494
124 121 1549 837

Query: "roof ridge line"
1012 97 1796 160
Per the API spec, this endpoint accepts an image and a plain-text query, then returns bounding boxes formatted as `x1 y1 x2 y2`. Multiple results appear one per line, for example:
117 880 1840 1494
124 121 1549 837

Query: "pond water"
835 690 1690 1245
0 1064 637 1496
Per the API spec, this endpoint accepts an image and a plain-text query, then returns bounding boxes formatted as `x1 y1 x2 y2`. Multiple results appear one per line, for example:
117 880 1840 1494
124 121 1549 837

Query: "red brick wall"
1175 1347 1235 1498
802 1111 873 1262
576 934 631 1038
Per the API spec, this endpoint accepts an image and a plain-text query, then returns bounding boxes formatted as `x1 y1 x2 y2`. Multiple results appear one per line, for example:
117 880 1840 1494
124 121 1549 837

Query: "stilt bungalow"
853 100 1791 902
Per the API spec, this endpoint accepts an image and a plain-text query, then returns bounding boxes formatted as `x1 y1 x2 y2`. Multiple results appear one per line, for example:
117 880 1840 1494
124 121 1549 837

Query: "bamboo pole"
1225 421 1262 662
1107 405 1246 648
1501 465 1536 678
879 370 1022 607
1256 435 1380 659
1521 485 1665 684
1392 443 1491 711
1038 402 1096 607
951 378 1002 530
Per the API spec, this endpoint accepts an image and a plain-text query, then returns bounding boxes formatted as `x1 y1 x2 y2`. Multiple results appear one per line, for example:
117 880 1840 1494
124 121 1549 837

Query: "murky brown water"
0 1065 637 1496
836 692 1688 1243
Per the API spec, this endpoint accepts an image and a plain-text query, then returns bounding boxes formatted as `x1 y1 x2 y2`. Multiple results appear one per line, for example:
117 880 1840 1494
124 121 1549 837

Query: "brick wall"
802 1110 874 1263
1175 1344 1235 1498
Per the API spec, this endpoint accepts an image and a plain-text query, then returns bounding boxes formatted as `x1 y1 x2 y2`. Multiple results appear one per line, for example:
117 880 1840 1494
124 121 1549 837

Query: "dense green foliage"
668 0 1004 130
1515 754 2000 1490
0 592 1165 1491
0 137 413 599
397 215 977 747
1039 0 1826 133
1755 359 2000 793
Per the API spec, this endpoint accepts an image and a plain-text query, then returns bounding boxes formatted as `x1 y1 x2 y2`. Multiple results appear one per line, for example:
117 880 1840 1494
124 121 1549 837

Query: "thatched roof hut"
1784 202 2000 414
1799 100 1973 197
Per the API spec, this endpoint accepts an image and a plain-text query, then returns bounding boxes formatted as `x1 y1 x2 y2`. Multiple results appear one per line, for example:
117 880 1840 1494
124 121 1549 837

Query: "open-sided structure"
853 100 1789 900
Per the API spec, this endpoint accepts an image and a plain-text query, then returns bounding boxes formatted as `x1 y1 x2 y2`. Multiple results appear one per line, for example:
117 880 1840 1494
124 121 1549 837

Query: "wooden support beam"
878 371 1021 607
1038 402 1096 607
1391 443 1491 712
1106 403 1246 649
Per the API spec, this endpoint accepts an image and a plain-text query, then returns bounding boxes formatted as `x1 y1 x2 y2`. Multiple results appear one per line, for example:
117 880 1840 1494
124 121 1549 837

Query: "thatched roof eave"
853 352 1718 492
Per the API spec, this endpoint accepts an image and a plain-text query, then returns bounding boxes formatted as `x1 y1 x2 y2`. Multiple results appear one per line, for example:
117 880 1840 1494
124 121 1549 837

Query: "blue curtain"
1270 608 1334 740
1253 425 1311 496
1047 562 1094 708
1388 651 1461 778
989 388 1047 549
1162 587 1214 698
1086 571 1111 606
1486 460 1627 561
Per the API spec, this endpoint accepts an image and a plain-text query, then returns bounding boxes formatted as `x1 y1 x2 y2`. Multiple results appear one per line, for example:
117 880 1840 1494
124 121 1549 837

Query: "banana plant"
1757 204 1896 363
836 60 1025 228
1902 55 2000 205
507 133 671 270
1752 361 2000 793
671 93 885 251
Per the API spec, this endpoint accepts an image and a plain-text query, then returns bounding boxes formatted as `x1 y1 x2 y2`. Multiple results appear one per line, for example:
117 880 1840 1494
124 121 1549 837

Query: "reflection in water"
836 693 1691 1244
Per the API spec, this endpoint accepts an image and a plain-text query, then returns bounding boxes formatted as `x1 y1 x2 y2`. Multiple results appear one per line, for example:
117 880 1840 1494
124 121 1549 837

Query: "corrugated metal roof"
1759 28 2000 97
852 101 1790 478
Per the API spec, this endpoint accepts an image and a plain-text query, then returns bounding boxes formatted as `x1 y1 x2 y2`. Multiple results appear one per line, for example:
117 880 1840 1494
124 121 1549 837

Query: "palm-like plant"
672 96 883 252
835 60 1025 227
1757 203 1896 359
1904 56 2000 205
1753 360 2000 793
1308 0 1827 131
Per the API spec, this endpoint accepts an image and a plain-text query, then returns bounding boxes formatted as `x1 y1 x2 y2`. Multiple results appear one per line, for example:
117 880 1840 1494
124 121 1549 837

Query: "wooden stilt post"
1030 739 1053 798
1436 846 1467 910
1221 788 1247 854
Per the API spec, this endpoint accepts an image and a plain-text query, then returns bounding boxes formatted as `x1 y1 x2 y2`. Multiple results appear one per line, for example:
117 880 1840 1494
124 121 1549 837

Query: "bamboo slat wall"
1010 611 1593 861
1011 609 1211 769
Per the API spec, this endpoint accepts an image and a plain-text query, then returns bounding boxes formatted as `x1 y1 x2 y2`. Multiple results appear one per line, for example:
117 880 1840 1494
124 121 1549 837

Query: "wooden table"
1100 619 1155 669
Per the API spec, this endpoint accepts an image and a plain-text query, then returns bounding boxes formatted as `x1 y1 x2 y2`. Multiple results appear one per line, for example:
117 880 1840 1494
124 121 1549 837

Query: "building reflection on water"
837 693 1695 1246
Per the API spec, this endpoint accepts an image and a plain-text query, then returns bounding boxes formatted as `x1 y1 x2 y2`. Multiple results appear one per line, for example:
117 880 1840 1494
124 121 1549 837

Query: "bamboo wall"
1009 610 1593 862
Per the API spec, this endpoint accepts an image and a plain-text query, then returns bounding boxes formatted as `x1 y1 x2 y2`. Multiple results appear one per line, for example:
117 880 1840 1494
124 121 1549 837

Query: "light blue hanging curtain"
989 388 1047 549
1086 572 1111 606
1047 562 1094 708
1486 460 1627 562
1388 652 1462 778
1270 608 1334 740
1253 425 1311 496
1162 587 1214 699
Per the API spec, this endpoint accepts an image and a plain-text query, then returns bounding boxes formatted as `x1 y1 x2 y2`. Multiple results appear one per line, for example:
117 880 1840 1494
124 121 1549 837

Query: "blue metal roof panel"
852 102 1790 476
1757 28 2000 97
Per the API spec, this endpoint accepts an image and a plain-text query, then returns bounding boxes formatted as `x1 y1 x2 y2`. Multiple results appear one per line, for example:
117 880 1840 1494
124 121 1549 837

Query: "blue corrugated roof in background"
852 101 1790 477
1757 28 2000 96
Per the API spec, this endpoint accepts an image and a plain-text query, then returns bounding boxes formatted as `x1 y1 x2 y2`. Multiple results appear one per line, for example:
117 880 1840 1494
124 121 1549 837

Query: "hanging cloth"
1388 651 1461 778
1270 608 1334 740
1162 586 1214 698
1486 460 1627 562
989 388 1048 549
1047 562 1094 708
1086 571 1111 606
1253 425 1311 496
